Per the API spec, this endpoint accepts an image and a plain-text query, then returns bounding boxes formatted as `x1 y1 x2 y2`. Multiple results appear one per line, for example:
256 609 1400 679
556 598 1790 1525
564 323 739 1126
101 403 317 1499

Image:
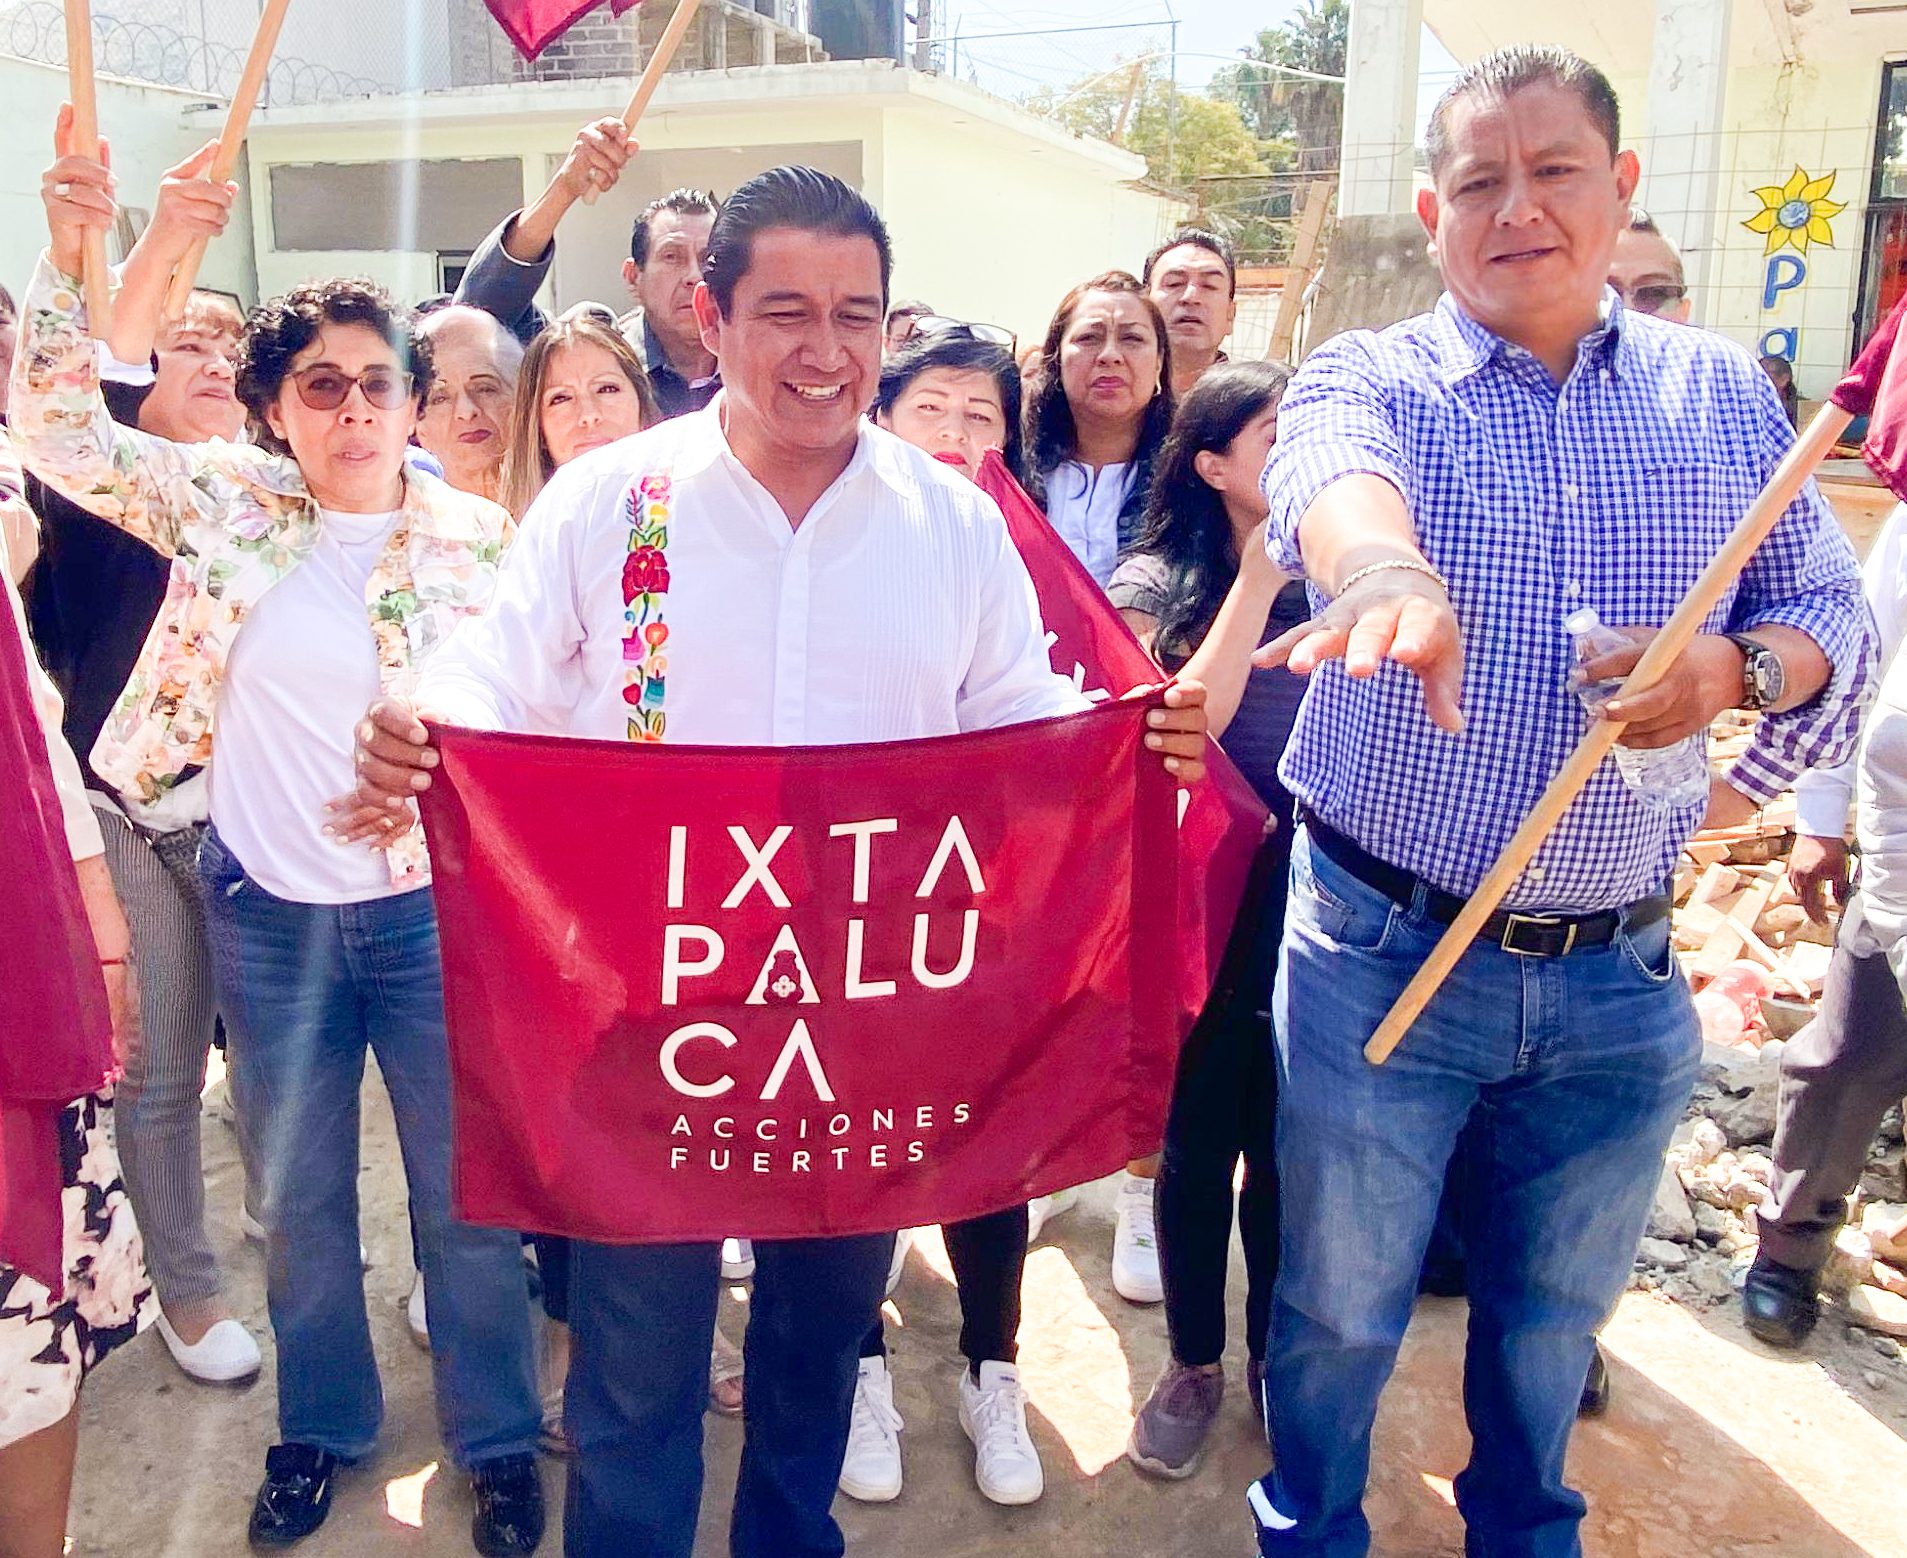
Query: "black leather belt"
1301 815 1669 959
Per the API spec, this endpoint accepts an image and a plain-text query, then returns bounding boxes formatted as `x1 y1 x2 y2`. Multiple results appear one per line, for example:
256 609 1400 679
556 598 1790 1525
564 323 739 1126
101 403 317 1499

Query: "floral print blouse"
8 252 514 888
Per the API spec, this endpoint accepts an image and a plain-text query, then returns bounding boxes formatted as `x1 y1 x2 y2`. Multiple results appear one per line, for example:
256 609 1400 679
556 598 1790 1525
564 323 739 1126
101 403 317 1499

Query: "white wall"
1700 55 1887 400
240 78 1183 346
0 56 256 307
871 104 1183 348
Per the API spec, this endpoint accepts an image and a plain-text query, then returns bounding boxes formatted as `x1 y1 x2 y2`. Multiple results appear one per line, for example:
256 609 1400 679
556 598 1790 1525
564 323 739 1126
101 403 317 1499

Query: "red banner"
975 453 1269 1026
484 0 642 60
421 698 1181 1242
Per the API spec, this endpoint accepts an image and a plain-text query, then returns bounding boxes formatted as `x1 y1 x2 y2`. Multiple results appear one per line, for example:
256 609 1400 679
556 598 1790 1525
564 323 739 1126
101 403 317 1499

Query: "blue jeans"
565 1233 892 1558
1252 827 1699 1558
199 828 540 1467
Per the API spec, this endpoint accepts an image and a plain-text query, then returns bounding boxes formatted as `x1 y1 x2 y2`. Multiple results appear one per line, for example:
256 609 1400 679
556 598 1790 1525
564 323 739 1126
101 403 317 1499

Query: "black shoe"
248 1443 341 1549
1577 1342 1611 1418
472 1452 546 1556
1741 1253 1820 1348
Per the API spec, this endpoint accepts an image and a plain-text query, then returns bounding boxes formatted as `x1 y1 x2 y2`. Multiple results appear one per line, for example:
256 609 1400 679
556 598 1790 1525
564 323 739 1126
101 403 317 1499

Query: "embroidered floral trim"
621 470 671 741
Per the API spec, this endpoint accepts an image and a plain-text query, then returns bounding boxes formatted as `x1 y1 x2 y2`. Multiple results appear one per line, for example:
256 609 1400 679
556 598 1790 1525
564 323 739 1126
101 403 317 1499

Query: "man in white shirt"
1745 500 1907 1345
348 166 1209 1558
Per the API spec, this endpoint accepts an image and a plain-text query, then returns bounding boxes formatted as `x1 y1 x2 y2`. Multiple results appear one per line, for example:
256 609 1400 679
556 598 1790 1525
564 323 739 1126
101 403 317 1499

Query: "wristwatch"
1726 634 1785 711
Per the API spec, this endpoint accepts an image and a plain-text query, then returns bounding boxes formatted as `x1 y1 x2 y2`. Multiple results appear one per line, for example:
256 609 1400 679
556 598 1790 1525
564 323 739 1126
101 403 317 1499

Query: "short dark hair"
874 331 1024 478
1425 45 1620 179
886 299 934 330
1142 228 1237 297
1623 205 1686 286
700 166 893 318
236 278 432 455
630 188 721 268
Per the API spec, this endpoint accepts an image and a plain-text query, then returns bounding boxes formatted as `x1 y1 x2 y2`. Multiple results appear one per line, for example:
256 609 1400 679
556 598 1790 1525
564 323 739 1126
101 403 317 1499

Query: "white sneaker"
958 1361 1043 1505
1112 1173 1164 1304
155 1313 262 1385
885 1229 912 1297
721 1238 755 1282
1026 1187 1079 1244
838 1355 904 1502
407 1273 429 1350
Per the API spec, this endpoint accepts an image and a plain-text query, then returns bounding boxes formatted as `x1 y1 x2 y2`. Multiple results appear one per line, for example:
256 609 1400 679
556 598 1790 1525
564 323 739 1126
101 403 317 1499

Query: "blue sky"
933 0 1458 135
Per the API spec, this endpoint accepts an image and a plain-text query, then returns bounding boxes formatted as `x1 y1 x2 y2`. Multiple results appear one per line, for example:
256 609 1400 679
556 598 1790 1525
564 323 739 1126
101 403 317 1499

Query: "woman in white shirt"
18 124 543 1556
1023 272 1178 1303
1022 271 1175 588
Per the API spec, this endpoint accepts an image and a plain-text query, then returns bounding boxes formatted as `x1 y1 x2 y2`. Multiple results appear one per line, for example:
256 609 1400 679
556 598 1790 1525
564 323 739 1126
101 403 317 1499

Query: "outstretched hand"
1254 568 1465 733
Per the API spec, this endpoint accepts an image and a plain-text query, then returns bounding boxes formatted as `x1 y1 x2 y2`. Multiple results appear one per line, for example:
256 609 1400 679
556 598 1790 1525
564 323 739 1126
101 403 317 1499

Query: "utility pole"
914 0 932 69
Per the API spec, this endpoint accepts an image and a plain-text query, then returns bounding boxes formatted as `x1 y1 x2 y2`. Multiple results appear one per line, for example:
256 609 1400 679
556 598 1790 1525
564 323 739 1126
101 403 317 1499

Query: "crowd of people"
1 37 1897 1558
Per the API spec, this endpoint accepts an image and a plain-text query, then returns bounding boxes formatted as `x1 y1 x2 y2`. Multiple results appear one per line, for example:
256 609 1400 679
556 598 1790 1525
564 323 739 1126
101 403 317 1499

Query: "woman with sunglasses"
16 120 545 1556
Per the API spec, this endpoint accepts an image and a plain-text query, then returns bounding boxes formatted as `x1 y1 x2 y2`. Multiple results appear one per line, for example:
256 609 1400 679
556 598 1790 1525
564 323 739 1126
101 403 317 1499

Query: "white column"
1638 0 1732 313
1339 0 1424 218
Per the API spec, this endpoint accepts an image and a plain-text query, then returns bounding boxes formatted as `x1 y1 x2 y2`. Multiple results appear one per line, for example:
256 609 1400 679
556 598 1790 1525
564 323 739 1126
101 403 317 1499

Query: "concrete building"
1340 0 1906 399
225 59 1182 341
0 0 1183 346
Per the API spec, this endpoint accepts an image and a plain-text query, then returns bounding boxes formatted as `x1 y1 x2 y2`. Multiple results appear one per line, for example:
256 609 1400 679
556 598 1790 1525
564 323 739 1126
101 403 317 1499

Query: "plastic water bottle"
1565 607 1711 811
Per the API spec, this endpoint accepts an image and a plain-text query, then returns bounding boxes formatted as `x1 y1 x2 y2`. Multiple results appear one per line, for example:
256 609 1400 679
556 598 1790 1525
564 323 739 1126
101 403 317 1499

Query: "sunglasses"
290 365 417 412
1616 283 1686 317
914 315 1018 352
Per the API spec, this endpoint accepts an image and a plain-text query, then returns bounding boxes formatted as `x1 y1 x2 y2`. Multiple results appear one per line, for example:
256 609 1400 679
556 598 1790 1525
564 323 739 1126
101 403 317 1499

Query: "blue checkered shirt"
1265 294 1874 912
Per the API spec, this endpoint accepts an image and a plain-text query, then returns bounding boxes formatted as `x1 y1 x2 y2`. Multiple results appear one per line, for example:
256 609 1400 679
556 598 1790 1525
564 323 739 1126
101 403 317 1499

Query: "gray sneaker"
1126 1361 1225 1479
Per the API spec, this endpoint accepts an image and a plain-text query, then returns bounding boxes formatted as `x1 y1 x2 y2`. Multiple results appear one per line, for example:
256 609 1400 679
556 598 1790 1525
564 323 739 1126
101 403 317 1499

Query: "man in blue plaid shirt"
1247 45 1873 1558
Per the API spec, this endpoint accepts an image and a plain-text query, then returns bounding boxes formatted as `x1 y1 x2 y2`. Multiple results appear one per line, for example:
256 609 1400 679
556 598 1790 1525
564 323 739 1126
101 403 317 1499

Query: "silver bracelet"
1333 558 1448 598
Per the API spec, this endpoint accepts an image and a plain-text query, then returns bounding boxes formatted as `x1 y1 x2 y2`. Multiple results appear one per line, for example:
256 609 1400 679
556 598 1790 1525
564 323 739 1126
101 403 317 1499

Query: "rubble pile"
1632 714 1907 1352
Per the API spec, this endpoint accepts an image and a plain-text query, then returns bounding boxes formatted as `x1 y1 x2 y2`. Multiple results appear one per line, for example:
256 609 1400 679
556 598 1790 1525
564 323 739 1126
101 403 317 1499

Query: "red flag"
1831 294 1907 502
973 452 1269 1026
1 551 113 1293
484 0 643 60
421 699 1182 1241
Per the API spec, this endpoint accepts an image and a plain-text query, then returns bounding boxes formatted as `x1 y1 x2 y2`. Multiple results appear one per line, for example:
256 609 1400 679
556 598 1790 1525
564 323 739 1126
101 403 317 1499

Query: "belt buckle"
1500 914 1575 958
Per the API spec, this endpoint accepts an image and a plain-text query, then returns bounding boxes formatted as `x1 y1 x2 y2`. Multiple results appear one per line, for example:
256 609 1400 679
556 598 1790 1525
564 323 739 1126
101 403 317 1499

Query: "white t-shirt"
211 508 402 904
1041 459 1135 588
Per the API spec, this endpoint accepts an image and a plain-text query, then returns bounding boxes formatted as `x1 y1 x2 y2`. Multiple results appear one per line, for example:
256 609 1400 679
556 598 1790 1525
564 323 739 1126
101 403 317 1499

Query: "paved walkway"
67 1073 1907 1556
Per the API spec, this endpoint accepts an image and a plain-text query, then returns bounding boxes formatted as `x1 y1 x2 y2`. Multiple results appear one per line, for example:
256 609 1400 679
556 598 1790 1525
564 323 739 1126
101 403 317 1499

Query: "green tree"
1212 0 1348 173
1032 60 1279 186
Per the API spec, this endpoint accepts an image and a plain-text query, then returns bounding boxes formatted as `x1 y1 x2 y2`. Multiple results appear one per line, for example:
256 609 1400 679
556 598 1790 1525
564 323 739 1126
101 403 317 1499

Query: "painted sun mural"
1743 167 1847 255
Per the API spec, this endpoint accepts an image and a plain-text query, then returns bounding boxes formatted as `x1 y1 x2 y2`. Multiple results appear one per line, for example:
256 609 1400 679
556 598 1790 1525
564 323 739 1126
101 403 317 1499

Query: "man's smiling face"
695 226 885 458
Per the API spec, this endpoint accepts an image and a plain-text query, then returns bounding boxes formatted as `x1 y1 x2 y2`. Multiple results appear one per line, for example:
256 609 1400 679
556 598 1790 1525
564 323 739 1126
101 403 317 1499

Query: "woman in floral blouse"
14 114 545 1556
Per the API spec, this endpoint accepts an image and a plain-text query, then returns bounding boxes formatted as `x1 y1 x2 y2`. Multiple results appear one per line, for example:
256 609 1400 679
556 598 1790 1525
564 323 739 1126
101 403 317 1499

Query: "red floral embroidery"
622 546 670 602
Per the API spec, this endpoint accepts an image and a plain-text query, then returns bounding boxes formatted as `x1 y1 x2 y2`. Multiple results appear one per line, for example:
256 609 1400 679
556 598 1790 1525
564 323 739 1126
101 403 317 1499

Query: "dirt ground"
67 1069 1907 1557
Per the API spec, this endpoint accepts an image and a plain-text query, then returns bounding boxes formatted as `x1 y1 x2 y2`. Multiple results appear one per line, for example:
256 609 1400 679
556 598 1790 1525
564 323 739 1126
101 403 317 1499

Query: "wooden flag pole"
1364 398 1856 1066
63 0 113 338
581 0 707 206
161 0 293 319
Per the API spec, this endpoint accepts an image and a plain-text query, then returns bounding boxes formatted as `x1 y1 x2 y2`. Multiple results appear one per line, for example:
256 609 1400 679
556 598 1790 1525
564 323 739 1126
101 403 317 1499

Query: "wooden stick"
1364 399 1856 1065
581 0 708 206
1267 178 1332 363
63 0 113 338
162 0 292 319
